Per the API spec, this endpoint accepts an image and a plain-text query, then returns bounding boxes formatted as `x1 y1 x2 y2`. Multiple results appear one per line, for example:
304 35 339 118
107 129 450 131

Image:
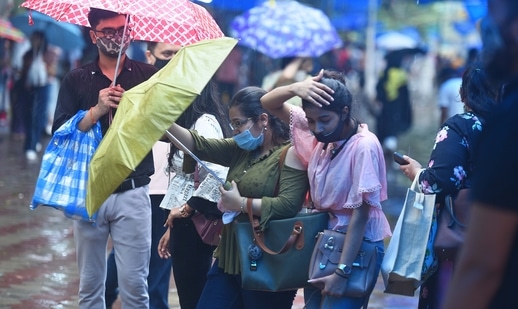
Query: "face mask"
233 126 264 151
153 58 170 70
480 16 514 83
312 116 346 143
96 35 131 58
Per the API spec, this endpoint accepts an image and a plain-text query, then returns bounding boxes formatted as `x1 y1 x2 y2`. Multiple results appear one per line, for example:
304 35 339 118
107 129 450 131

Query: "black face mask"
312 116 346 143
154 58 170 70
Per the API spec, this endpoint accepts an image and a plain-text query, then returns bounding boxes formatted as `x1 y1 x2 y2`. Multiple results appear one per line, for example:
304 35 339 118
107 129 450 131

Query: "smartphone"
393 152 409 165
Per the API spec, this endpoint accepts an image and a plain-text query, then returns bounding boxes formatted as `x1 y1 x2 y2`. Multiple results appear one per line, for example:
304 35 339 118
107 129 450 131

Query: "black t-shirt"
53 57 158 179
472 78 518 308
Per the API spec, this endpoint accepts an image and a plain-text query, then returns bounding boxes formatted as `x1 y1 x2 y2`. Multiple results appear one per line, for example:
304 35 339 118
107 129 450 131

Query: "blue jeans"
304 240 385 309
105 195 171 309
196 259 296 309
23 85 49 151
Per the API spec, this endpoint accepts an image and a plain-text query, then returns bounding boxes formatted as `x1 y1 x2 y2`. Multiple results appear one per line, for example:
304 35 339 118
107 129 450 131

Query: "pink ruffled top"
290 106 392 241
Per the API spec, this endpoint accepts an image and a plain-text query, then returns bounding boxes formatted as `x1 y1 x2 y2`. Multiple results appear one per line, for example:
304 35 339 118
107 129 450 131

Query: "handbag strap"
273 145 290 196
444 188 470 228
245 145 304 255
246 198 304 255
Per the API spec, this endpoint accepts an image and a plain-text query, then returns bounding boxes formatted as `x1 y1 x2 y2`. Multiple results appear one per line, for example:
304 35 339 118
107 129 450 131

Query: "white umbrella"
376 31 419 50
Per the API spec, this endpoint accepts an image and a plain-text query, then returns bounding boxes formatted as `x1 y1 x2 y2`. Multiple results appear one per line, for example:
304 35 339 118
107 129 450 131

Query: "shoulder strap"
273 145 290 196
245 145 305 255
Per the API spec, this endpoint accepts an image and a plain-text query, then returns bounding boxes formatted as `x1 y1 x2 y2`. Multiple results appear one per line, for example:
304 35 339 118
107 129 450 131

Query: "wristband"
240 197 246 213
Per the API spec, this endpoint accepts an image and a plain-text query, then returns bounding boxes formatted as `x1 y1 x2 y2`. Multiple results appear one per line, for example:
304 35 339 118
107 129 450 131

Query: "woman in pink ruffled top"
261 70 391 309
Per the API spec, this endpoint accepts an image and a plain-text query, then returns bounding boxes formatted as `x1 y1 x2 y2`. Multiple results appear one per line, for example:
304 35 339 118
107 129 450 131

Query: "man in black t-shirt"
443 0 518 308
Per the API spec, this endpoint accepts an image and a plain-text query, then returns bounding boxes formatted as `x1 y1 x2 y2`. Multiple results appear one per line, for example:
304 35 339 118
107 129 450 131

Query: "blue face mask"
233 126 264 151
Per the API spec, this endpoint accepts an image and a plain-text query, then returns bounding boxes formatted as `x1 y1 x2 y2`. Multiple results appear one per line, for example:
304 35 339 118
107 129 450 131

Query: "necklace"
330 119 358 160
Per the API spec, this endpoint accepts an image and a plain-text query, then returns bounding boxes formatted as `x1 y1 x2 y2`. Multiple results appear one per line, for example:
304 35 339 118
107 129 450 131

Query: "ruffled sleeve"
289 105 317 167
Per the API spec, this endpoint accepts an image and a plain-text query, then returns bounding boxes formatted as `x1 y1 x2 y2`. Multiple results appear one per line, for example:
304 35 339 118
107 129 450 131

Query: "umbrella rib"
49 3 74 22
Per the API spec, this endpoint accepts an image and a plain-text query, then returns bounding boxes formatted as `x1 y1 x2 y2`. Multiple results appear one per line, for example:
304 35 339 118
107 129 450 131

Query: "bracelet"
240 197 246 213
88 107 97 124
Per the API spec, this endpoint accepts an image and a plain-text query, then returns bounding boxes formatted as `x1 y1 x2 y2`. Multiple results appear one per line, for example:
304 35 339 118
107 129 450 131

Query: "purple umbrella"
230 0 342 59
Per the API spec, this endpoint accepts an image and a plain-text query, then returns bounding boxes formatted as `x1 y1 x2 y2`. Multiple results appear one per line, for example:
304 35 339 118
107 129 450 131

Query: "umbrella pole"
112 14 130 86
164 130 230 189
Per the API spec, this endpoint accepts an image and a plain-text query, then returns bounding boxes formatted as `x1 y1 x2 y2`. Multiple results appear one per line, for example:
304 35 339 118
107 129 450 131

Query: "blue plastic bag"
31 110 102 222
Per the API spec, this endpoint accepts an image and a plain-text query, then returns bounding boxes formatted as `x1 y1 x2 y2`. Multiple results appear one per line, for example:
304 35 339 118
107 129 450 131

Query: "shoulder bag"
234 145 329 291
308 229 381 297
433 188 471 261
191 166 224 246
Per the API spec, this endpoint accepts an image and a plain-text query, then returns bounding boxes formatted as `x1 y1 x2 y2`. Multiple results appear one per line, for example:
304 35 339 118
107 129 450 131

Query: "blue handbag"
31 110 102 222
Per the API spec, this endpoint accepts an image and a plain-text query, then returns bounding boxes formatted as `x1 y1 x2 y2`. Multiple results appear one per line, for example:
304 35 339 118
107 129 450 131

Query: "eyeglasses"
229 117 252 130
93 27 132 39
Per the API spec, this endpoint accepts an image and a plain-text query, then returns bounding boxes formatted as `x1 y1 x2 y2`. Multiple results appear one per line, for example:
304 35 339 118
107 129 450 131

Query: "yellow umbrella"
86 37 238 217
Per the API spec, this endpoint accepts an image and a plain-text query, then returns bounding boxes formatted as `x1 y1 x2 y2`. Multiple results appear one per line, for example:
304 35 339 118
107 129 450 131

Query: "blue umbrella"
417 0 486 3
11 11 85 52
195 0 260 11
230 0 342 59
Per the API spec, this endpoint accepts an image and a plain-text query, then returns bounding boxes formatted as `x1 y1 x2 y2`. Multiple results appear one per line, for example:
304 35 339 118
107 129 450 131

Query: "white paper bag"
381 169 437 296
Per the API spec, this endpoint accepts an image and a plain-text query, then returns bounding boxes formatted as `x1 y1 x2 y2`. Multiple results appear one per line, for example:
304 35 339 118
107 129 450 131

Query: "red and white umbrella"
20 0 224 46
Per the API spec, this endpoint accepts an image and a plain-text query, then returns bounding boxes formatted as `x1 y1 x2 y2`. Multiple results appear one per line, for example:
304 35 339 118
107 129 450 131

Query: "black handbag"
308 229 381 297
235 209 329 291
434 188 471 261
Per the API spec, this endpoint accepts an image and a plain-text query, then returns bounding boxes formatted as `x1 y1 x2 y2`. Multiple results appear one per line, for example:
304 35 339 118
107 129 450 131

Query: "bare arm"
274 58 304 87
399 155 423 181
442 203 518 308
78 85 123 132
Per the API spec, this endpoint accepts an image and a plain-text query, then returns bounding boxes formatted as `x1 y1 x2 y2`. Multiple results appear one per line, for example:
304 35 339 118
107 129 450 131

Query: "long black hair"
168 79 231 165
459 61 498 121
229 86 290 146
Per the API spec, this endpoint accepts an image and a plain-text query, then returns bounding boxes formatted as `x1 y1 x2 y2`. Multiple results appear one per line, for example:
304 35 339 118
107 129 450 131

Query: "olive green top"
190 131 309 274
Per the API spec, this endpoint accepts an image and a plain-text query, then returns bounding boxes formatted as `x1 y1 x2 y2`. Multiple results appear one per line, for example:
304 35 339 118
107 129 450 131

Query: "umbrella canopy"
230 0 342 59
11 11 85 52
86 37 237 217
0 19 25 42
21 0 223 46
376 31 420 51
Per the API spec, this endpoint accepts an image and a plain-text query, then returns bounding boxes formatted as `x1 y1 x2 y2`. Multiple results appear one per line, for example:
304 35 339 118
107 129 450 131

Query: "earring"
264 127 268 131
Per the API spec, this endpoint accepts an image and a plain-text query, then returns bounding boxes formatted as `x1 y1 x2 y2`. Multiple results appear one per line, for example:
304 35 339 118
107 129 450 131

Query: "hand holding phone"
393 152 409 165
